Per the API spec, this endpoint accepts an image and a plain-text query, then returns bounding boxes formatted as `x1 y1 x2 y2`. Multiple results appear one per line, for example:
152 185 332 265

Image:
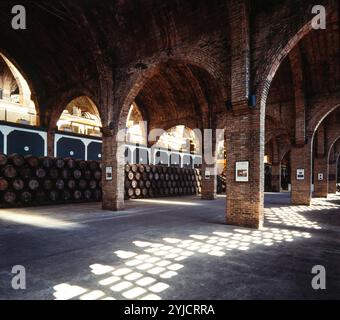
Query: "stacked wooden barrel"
124 164 202 199
0 153 102 207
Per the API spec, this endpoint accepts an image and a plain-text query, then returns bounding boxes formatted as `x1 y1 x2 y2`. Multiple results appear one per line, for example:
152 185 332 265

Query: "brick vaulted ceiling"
0 0 339 130
266 8 340 142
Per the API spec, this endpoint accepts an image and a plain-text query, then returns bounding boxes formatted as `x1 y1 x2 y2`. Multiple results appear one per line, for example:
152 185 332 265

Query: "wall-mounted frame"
296 169 305 180
105 166 113 181
235 161 249 182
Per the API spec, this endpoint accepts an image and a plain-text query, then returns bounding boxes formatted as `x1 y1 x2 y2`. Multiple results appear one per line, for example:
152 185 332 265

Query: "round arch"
0 52 39 125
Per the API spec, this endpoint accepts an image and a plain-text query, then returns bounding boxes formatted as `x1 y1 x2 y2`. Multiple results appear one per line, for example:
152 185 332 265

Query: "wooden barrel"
78 160 88 170
36 168 46 179
43 179 53 191
49 168 59 179
0 153 8 166
145 165 151 173
84 170 92 180
25 155 39 168
0 177 9 191
139 165 145 173
20 191 32 204
41 157 53 169
88 161 97 171
68 180 77 190
73 169 82 180
84 190 92 200
151 166 157 174
49 190 59 201
154 173 160 181
55 179 65 190
73 190 82 200
125 165 131 173
66 158 77 169
4 191 16 204
28 179 40 191
127 172 134 181
145 180 151 189
61 190 71 201
12 179 24 191
9 154 25 167
138 180 145 189
89 180 97 190
2 165 17 178
131 180 138 189
142 188 148 197
135 172 141 181
36 190 46 203
79 179 87 190
131 164 138 173
128 188 134 198
135 188 141 197
61 169 70 180
55 158 65 169
94 170 101 181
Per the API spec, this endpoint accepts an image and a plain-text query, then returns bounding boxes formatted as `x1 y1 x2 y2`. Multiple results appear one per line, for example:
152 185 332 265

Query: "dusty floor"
0 193 340 300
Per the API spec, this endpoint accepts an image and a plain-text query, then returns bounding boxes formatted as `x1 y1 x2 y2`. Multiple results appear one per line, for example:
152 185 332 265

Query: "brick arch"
307 104 340 137
327 133 340 163
0 50 40 123
116 57 225 136
47 88 102 131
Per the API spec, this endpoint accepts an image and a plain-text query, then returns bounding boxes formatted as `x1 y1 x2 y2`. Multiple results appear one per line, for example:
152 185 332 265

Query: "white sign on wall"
297 169 305 180
318 173 324 181
235 161 249 182
105 166 113 181
205 170 211 180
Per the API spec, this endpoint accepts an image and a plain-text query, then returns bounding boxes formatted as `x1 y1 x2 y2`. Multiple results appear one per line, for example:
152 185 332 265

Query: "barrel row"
124 164 203 199
0 153 102 207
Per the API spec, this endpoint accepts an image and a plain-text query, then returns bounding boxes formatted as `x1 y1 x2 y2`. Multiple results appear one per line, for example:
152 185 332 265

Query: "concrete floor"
0 193 340 300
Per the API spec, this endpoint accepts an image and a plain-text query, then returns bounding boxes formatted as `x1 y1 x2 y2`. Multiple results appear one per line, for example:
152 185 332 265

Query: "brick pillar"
328 161 337 194
201 163 217 200
290 144 312 205
313 157 329 198
225 109 264 229
271 163 281 192
101 128 125 211
47 128 56 157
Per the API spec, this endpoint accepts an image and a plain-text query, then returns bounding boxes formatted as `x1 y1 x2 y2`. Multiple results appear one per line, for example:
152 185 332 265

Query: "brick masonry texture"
0 0 339 229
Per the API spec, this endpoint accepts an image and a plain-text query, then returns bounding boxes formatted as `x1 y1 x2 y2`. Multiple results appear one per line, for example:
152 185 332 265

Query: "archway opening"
57 96 102 137
0 53 37 125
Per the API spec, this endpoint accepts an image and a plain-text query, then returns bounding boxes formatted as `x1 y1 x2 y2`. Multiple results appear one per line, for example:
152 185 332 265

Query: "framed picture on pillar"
105 166 113 181
296 169 305 180
235 161 249 182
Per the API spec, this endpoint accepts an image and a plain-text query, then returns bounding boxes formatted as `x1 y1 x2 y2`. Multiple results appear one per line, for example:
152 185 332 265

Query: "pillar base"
226 201 263 229
313 192 328 198
291 193 311 206
201 194 217 200
102 200 125 211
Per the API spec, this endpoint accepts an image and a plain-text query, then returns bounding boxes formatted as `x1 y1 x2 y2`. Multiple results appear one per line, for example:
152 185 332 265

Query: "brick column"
101 127 125 211
328 161 337 194
313 157 329 198
225 108 264 229
271 163 281 192
290 144 312 205
201 163 217 200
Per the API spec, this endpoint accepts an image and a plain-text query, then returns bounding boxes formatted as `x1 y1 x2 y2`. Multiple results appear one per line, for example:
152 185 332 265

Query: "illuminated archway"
57 96 102 137
0 53 37 125
126 103 147 146
154 126 201 155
